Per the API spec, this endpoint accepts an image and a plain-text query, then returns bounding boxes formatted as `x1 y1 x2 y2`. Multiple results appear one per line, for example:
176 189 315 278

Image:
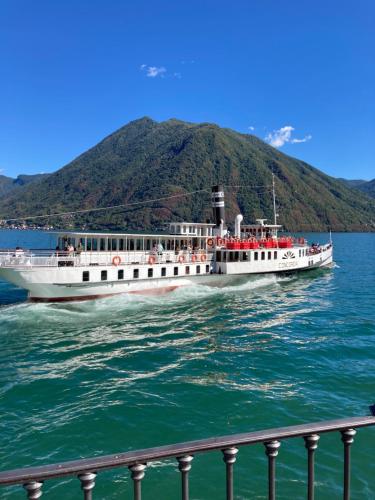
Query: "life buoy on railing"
191 254 197 262
148 255 156 265
200 254 207 262
207 238 214 247
112 256 121 266
178 255 185 264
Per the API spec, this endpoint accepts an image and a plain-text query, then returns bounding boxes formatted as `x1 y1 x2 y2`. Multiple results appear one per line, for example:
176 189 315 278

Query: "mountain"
0 117 374 231
339 178 375 199
0 173 50 198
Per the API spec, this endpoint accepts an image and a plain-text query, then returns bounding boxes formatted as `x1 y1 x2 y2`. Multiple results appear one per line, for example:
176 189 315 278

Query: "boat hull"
0 244 333 302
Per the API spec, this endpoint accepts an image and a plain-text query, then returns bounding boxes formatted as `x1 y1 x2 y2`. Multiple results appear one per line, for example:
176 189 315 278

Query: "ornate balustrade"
0 415 375 499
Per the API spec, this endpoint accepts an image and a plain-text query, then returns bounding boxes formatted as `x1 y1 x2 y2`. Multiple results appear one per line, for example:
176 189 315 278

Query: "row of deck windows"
82 265 210 282
216 251 278 262
59 236 207 252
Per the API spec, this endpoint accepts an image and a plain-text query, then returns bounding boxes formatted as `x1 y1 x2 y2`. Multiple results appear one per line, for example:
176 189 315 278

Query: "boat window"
234 252 239 261
110 239 117 251
206 264 210 273
299 249 301 257
128 239 135 251
119 239 124 251
87 238 92 251
268 252 271 260
274 251 278 259
161 267 166 277
174 266 178 276
100 238 106 251
185 266 190 275
216 251 222 262
261 252 265 260
145 239 151 251
118 269 124 280
196 265 201 274
101 270 107 281
82 271 89 282
133 269 139 279
241 252 249 261
136 239 143 251
148 268 153 278
254 252 258 261
93 239 98 251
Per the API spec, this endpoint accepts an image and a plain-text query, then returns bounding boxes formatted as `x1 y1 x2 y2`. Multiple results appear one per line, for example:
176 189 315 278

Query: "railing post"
78 472 96 500
23 481 43 499
341 428 356 500
177 455 193 500
222 447 238 500
264 440 280 500
129 463 146 500
304 434 320 500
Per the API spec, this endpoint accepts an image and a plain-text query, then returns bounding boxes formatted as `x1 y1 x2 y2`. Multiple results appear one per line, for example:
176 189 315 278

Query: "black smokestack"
211 185 225 227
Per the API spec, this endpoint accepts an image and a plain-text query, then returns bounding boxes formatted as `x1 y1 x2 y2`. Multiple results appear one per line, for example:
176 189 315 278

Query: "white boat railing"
0 250 213 269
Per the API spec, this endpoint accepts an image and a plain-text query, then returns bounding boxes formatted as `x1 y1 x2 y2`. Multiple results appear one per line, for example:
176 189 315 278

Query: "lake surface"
0 230 374 499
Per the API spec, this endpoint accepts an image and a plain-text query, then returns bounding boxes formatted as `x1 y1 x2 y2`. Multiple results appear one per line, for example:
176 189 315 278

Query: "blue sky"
0 0 374 180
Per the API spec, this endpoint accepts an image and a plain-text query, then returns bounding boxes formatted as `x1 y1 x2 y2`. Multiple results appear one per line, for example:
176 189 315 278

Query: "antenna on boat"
272 173 278 225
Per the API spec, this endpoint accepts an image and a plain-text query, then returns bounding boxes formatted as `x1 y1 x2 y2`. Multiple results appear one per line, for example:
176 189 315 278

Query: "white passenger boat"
0 186 333 302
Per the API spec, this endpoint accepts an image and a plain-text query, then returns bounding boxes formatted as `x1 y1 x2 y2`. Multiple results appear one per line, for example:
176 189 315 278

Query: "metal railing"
0 250 212 269
0 415 374 499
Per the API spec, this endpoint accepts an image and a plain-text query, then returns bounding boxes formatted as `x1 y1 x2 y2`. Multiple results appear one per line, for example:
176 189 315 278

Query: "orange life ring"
148 255 156 265
191 254 197 262
207 238 214 247
112 256 121 266
200 254 207 262
178 255 185 264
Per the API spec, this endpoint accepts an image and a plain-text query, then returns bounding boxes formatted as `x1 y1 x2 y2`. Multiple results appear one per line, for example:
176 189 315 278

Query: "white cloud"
290 134 312 144
173 72 182 79
265 126 312 148
146 66 166 78
140 64 167 78
248 126 255 131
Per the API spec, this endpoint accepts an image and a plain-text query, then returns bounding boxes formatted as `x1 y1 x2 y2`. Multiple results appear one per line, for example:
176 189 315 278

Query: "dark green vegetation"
0 173 49 197
339 178 375 199
0 118 374 231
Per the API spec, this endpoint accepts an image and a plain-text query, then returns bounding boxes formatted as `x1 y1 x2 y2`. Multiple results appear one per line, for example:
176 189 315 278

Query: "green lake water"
0 231 374 499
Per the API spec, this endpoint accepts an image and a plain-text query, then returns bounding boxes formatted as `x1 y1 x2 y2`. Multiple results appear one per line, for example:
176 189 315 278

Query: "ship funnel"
235 214 243 238
211 185 225 228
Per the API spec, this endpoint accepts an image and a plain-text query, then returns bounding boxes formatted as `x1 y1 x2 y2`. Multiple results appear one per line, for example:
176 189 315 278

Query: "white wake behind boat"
0 185 333 302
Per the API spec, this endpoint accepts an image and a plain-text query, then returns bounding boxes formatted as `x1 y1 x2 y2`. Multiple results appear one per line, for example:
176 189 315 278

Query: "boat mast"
272 173 277 225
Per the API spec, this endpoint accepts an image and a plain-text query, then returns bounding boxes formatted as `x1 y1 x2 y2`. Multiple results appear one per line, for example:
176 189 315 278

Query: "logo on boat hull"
282 251 295 259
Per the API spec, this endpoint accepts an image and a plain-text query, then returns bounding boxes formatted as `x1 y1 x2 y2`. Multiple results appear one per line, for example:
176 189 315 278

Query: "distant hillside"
339 178 375 199
0 118 374 231
0 173 49 198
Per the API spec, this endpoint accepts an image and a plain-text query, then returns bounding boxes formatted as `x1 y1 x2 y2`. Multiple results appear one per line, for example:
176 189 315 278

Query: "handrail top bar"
1 415 374 486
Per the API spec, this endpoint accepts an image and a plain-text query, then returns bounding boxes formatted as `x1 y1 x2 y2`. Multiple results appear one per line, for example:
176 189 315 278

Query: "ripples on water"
0 232 374 499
